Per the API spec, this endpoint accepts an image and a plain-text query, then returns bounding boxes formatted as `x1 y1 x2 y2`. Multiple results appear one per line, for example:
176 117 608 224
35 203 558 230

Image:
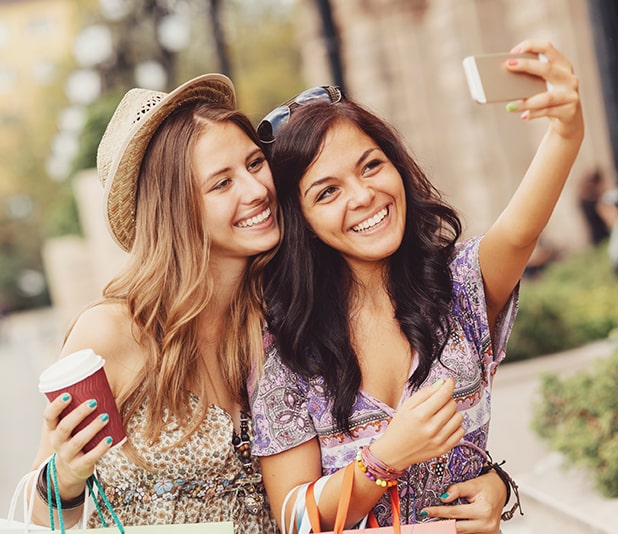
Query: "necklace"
232 412 264 515
232 411 254 474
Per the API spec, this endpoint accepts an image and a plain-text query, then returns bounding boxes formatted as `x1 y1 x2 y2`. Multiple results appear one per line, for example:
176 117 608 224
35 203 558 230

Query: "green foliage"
507 243 618 361
70 91 123 175
225 0 306 122
532 346 618 497
0 217 51 311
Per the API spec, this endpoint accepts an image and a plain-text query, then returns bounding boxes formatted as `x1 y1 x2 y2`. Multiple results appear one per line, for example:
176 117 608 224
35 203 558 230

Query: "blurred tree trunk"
314 0 345 90
588 0 618 182
208 0 232 77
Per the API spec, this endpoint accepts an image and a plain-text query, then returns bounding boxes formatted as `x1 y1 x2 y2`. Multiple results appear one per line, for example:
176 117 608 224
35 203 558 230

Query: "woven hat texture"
97 74 236 252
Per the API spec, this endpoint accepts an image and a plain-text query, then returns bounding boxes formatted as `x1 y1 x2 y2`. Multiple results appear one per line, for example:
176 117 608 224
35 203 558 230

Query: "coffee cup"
38 348 126 452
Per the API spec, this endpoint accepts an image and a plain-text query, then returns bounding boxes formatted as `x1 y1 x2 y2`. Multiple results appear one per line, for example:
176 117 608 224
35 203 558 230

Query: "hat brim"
102 74 236 252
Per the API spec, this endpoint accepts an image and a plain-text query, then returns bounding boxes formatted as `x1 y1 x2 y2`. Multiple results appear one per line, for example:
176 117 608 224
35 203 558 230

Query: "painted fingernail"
506 102 519 112
100 413 109 422
61 393 70 402
104 436 113 445
520 110 530 120
420 510 429 517
440 492 450 499
88 399 97 409
432 379 445 388
507 59 518 66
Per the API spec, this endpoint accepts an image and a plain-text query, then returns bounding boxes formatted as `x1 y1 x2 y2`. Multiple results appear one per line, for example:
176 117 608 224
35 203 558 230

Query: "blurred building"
296 0 616 254
2 0 617 320
0 0 79 190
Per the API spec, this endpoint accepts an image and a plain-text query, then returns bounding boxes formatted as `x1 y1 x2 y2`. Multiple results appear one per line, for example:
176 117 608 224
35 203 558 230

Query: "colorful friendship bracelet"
356 446 405 488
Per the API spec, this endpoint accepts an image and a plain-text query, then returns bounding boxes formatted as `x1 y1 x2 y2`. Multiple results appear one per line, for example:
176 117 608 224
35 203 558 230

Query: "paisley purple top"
249 236 518 525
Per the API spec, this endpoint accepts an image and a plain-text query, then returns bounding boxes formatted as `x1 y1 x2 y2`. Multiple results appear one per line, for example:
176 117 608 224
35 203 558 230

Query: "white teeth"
237 207 271 228
352 207 387 232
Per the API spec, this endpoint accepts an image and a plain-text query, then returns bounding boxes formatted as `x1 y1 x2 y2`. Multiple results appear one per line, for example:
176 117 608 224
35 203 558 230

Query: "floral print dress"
89 395 278 534
249 236 518 526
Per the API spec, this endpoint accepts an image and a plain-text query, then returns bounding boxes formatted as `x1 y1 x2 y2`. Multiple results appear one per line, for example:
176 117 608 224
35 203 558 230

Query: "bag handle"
367 486 400 529
48 453 125 534
305 463 401 534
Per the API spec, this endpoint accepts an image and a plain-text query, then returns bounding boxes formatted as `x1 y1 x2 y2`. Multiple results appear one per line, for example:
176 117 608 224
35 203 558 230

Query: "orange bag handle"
305 463 401 534
367 486 400 529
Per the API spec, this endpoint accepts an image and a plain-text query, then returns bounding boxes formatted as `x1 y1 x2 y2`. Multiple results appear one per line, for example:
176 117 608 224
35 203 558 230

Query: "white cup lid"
38 348 105 393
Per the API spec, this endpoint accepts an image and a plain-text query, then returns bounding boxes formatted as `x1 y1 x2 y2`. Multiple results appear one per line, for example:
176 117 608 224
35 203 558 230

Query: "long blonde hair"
102 102 274 446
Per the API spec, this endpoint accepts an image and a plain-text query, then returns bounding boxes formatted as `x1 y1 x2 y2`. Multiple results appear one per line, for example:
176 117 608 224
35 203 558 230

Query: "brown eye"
316 186 338 202
248 156 266 172
213 178 232 191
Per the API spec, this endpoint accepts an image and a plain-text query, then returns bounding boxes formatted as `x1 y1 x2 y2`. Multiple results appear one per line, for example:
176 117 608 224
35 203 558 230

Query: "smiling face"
193 121 279 265
298 120 406 272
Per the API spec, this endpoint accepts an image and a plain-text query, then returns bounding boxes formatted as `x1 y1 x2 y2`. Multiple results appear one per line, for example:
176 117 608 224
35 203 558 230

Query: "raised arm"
479 40 584 330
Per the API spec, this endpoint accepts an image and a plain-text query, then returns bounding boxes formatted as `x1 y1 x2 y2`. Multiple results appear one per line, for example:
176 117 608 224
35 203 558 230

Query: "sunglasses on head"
257 85 343 144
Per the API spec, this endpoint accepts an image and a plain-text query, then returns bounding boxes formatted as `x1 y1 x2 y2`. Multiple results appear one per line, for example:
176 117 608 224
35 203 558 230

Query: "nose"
240 170 270 204
347 178 374 209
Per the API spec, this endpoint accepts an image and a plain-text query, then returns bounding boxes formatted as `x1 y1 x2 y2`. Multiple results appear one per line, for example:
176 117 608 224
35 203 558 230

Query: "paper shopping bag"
69 523 234 533
356 523 456 533
4 455 236 534
305 464 456 534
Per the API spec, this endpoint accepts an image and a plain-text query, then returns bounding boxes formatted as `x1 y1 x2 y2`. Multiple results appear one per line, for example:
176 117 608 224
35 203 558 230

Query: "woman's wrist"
480 458 524 521
356 445 405 487
36 461 86 509
365 437 407 472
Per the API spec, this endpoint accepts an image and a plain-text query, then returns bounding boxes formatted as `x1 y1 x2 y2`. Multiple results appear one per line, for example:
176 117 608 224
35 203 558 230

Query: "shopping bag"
2 454 234 534
305 463 456 534
70 524 234 533
2 462 51 532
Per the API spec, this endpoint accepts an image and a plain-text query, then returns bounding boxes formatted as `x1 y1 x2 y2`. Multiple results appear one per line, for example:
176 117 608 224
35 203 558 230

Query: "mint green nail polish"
440 492 450 499
61 393 70 402
105 436 113 445
88 399 97 409
100 413 109 422
432 378 444 388
506 102 519 112
419 510 429 517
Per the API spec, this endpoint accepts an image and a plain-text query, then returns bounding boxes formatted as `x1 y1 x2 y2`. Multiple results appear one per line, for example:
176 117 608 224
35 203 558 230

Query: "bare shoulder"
61 302 145 392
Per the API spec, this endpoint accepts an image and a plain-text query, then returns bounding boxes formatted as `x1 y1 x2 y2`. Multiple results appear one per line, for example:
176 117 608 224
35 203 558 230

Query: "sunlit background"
1 1 617 533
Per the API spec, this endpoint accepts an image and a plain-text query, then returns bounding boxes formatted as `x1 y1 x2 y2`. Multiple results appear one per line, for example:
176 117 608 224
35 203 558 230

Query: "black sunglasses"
257 85 343 144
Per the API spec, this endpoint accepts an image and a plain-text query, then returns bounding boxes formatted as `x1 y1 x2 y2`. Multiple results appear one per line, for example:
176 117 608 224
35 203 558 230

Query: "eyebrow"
302 147 378 198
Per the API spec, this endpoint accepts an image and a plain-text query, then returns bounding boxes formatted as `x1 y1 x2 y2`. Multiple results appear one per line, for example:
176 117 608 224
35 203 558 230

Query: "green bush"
532 345 618 497
507 243 618 361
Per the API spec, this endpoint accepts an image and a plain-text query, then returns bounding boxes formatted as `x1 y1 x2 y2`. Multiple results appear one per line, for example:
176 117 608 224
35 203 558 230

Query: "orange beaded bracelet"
355 446 405 488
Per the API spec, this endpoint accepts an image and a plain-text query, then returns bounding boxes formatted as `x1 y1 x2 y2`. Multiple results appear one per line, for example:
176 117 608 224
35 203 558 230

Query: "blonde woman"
28 75 280 533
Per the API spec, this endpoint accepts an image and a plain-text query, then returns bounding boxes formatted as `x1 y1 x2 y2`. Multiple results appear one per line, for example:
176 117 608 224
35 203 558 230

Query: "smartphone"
462 52 548 104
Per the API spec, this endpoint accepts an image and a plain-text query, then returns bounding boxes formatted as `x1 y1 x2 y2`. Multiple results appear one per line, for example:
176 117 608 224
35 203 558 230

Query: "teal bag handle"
47 452 125 533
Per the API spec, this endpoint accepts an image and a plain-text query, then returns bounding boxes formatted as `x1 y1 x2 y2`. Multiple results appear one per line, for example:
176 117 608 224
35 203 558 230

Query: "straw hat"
97 73 236 252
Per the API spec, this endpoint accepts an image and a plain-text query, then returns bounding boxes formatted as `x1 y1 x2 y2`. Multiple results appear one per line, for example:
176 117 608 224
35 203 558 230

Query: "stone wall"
42 169 128 328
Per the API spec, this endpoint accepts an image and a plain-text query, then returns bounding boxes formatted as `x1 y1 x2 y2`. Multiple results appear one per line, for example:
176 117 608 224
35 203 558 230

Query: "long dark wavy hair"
263 99 462 432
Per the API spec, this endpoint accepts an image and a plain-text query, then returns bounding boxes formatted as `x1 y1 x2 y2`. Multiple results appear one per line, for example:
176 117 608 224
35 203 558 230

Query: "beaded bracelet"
36 461 86 510
356 446 405 488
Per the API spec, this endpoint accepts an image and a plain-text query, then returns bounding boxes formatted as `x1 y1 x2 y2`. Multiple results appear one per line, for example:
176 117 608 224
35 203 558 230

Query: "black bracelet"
479 453 524 522
36 462 86 510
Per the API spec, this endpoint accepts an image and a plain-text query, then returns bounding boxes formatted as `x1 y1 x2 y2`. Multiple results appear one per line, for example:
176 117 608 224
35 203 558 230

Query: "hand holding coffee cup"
39 349 127 453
